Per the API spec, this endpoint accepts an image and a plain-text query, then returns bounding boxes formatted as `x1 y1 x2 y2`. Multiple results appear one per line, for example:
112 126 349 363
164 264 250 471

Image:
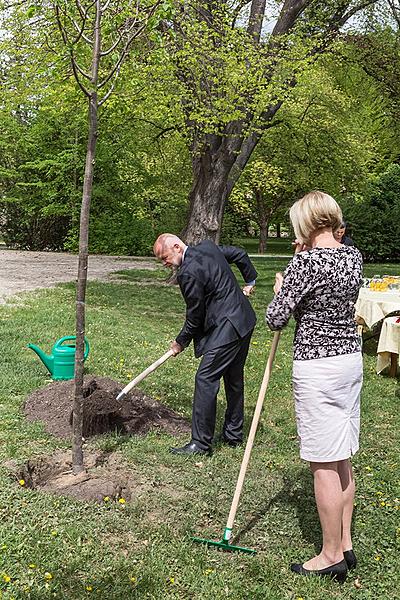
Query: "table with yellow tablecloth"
355 288 400 374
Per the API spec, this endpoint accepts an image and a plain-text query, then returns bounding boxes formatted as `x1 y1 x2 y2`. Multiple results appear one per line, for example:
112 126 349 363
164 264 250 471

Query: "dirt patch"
24 375 190 439
6 449 149 503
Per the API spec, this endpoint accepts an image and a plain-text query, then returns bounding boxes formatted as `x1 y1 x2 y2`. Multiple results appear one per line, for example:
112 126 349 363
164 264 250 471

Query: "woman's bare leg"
337 459 355 552
302 461 344 570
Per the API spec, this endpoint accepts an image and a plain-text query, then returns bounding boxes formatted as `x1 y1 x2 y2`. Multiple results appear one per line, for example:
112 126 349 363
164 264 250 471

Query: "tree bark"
256 190 269 253
72 92 98 473
72 0 101 474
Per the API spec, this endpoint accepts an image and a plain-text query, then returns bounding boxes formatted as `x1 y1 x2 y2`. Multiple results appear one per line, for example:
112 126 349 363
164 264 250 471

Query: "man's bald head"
153 233 187 269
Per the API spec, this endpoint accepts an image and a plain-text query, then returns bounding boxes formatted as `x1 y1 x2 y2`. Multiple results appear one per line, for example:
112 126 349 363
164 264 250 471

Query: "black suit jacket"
175 240 257 357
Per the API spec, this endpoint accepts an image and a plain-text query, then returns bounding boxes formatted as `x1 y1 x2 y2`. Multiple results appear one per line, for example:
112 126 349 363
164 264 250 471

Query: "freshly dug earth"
6 449 150 503
24 375 190 439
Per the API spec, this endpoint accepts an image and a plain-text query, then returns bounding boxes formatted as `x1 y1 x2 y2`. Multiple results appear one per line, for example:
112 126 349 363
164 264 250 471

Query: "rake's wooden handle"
117 349 174 399
225 330 281 536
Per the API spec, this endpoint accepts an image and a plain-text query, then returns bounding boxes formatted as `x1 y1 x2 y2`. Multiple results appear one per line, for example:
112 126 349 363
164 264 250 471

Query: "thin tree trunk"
258 221 268 253
276 222 281 238
72 92 98 473
72 0 101 474
256 190 269 253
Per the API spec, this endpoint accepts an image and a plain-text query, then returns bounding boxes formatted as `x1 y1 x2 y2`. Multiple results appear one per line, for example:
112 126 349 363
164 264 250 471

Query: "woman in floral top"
266 191 363 584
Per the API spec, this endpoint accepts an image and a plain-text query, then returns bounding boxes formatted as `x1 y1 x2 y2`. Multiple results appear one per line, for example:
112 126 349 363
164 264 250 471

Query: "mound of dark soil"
24 375 190 439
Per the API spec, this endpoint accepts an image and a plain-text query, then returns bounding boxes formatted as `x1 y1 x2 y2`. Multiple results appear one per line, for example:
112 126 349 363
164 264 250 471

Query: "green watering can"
27 336 90 380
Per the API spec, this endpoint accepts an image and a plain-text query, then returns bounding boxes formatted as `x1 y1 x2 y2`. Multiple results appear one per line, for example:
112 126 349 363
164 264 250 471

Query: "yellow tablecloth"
355 288 400 374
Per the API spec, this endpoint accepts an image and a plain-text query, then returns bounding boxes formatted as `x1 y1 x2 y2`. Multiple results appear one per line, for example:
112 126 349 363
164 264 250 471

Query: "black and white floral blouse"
266 246 363 360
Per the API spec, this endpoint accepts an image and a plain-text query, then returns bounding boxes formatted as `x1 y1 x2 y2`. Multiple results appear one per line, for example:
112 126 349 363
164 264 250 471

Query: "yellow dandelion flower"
19 479 25 486
2 574 11 583
118 498 126 504
380 501 386 507
204 568 213 575
103 496 110 502
28 564 36 569
51 530 58 536
86 585 93 591
365 466 371 471
169 577 175 584
130 576 136 584
375 555 381 561
44 572 53 580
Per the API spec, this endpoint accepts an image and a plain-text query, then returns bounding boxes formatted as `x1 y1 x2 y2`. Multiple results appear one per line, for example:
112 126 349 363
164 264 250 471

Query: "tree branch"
70 51 91 96
272 0 311 36
247 0 266 42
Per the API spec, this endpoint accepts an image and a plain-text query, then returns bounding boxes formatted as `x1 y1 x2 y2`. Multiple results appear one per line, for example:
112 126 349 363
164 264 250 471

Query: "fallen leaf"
354 577 362 589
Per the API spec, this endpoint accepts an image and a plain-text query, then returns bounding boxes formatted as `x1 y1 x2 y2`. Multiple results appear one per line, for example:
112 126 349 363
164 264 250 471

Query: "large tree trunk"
182 149 234 245
182 129 264 245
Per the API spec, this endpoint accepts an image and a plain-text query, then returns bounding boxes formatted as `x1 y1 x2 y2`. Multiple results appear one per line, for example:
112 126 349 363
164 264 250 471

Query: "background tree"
230 161 286 252
160 0 380 245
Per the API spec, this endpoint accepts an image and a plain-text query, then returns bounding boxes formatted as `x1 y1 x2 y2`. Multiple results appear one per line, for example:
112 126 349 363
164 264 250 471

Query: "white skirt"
293 352 363 463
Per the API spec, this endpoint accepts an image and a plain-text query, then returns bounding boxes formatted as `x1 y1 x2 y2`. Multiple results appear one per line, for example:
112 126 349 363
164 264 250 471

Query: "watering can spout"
27 344 54 375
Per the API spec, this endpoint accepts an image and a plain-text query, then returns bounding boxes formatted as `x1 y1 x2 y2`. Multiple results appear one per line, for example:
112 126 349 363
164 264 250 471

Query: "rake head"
192 535 256 555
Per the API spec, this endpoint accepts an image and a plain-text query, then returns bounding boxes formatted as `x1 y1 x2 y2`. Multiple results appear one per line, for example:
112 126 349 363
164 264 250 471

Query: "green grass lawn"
0 256 399 599
233 237 293 255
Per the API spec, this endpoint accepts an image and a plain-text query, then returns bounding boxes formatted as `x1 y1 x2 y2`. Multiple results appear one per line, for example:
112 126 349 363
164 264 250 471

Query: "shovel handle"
117 349 174 400
225 330 281 537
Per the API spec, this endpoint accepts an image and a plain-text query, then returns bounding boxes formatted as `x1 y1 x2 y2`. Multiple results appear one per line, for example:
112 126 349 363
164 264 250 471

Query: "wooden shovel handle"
226 330 281 532
117 349 174 398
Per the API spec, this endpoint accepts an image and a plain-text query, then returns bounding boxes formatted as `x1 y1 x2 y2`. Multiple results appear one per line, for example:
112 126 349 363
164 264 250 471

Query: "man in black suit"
153 233 257 455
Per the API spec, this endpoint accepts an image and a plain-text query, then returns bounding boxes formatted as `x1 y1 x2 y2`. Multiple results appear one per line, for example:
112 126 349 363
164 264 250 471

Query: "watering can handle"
55 336 90 359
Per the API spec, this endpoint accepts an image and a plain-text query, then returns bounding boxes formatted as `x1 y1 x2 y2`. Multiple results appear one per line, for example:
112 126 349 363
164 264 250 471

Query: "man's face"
156 243 183 268
334 227 345 242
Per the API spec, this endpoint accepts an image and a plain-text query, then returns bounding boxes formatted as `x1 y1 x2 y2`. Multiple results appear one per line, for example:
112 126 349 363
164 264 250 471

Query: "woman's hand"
274 272 283 294
292 239 309 253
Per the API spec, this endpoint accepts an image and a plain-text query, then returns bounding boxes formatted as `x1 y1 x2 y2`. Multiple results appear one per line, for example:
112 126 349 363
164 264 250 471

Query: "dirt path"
0 249 156 304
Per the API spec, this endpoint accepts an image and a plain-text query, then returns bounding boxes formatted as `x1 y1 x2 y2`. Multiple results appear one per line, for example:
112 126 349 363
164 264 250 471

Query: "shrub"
342 164 400 262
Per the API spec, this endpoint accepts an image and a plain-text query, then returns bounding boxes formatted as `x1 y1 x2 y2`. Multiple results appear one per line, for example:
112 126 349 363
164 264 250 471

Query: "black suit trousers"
191 331 253 450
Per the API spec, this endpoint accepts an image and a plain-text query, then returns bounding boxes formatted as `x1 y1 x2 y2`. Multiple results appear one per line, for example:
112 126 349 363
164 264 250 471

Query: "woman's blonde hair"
289 191 343 244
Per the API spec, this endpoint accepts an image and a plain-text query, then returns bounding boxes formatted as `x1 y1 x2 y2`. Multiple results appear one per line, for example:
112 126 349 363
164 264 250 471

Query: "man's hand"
273 272 283 294
242 285 255 297
170 340 183 356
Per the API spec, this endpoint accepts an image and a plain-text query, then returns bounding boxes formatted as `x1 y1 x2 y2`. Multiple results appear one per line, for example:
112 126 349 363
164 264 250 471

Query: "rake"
193 330 281 554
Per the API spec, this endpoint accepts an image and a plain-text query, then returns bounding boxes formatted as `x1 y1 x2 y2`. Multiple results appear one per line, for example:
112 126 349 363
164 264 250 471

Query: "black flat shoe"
290 559 348 584
343 549 357 570
170 441 211 456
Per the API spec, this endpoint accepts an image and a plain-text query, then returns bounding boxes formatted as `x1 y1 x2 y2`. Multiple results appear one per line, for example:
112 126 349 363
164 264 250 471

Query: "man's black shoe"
170 442 211 456
212 433 243 448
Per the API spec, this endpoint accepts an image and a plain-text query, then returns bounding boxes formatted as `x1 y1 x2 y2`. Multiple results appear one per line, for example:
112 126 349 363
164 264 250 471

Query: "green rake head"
192 528 256 555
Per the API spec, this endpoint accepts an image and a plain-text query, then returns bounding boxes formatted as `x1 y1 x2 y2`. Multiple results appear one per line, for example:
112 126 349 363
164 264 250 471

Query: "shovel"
116 349 174 401
193 330 281 554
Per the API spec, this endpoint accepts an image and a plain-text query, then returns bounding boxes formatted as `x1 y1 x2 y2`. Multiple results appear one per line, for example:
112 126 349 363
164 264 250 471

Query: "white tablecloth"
376 316 400 373
355 288 400 329
355 288 400 374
